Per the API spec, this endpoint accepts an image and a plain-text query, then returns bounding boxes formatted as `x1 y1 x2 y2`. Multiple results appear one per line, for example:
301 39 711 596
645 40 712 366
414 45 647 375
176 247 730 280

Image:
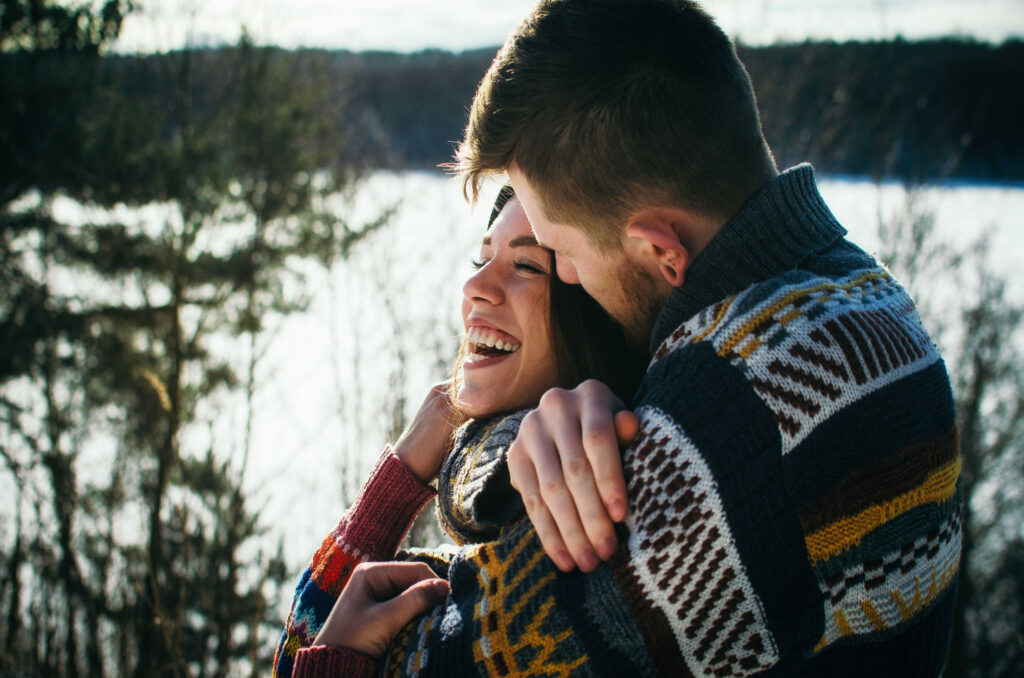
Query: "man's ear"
625 210 691 287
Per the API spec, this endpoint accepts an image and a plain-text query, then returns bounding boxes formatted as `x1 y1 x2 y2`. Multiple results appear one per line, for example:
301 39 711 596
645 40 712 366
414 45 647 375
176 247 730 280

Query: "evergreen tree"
1 4 387 676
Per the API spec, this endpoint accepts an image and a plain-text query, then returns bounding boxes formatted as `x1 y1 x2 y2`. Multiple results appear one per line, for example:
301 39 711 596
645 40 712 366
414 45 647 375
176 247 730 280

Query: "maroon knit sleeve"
292 645 376 678
272 448 436 678
339 447 437 558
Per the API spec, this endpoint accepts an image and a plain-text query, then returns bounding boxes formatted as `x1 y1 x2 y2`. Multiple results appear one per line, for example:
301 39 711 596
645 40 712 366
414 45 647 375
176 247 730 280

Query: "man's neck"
680 168 779 267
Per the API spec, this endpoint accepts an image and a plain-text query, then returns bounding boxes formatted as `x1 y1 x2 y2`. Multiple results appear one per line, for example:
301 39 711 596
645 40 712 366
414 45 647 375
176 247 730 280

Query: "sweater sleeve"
292 646 377 678
272 448 436 678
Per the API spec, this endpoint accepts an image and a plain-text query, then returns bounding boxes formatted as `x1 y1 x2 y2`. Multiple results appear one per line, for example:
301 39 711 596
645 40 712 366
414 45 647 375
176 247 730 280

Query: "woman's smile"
464 323 521 365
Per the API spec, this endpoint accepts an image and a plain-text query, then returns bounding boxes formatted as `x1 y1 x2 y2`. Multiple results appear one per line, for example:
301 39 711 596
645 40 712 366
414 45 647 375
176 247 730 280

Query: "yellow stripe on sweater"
805 456 961 565
717 270 891 358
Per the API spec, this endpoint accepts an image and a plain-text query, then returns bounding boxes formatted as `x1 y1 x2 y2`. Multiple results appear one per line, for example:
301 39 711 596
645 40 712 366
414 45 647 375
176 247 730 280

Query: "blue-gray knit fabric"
437 411 528 545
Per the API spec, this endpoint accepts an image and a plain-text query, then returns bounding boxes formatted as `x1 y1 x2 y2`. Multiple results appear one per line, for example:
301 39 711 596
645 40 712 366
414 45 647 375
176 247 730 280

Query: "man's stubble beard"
614 260 666 355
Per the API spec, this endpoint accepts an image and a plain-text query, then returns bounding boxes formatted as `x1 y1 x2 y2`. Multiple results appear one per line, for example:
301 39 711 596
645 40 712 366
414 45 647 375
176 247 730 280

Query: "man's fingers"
512 386 632 570
553 428 618 564
579 391 629 526
565 466 619 562
596 409 639 522
524 492 575 573
613 410 640 446
536 386 615 568
510 437 574 572
531 441 601 571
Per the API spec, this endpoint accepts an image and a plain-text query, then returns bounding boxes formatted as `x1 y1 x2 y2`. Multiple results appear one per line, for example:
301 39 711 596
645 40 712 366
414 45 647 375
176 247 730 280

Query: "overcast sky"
116 0 1024 53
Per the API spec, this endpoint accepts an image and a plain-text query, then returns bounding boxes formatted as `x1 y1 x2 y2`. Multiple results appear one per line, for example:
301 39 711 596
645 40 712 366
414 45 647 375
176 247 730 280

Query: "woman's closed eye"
514 260 548 275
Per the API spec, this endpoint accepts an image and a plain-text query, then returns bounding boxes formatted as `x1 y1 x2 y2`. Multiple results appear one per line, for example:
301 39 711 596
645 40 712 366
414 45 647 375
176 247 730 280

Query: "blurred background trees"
875 191 1024 677
1 1 1021 676
1 1 387 675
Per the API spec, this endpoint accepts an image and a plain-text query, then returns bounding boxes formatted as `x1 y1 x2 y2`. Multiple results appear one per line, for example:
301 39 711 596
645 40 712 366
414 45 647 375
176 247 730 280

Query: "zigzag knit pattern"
383 516 658 678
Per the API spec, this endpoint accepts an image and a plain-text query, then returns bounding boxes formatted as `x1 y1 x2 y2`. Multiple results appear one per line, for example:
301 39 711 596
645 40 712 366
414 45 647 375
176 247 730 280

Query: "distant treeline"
17 38 1024 182
309 39 1024 182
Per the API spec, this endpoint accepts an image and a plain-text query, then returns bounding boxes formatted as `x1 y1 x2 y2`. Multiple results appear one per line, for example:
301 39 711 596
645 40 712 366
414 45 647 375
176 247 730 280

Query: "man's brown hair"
456 0 777 248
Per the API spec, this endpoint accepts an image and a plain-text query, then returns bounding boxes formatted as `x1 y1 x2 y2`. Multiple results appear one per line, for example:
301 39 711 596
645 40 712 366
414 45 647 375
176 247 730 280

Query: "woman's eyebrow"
479 235 544 249
508 236 543 248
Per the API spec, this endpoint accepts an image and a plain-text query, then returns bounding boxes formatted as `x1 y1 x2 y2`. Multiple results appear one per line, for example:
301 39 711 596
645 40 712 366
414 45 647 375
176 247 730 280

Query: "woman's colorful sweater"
274 413 530 678
276 164 960 677
273 449 438 678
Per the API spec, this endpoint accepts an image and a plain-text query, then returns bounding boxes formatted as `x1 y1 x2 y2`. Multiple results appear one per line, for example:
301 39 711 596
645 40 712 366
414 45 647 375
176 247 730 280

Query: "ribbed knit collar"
649 164 847 353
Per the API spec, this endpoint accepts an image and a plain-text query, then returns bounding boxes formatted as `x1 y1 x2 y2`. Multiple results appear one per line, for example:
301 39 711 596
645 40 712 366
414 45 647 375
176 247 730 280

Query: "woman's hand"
507 379 639 573
313 562 449 658
393 383 466 483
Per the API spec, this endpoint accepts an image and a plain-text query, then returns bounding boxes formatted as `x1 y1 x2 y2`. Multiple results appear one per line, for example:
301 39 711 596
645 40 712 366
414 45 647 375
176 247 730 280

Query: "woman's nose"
462 263 504 305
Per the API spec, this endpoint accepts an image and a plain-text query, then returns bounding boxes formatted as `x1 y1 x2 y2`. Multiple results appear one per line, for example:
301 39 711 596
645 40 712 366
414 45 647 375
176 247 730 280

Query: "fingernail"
610 499 627 521
580 550 599 572
555 551 573 571
599 537 617 559
432 580 450 597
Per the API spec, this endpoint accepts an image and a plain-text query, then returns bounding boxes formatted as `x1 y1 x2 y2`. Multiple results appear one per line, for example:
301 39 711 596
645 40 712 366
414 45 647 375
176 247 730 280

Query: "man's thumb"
613 410 639 445
378 578 449 634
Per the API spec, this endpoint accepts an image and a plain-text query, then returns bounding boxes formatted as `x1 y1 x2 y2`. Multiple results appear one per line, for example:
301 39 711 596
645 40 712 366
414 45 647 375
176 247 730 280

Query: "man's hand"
394 383 466 483
313 562 449 658
507 379 639 573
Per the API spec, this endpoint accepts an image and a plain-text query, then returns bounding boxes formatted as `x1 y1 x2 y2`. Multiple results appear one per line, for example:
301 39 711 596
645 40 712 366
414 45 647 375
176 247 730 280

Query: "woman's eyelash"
514 261 546 274
470 258 546 273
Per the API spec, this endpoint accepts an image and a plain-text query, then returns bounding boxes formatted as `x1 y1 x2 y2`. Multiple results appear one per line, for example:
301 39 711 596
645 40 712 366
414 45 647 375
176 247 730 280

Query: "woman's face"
457 197 559 418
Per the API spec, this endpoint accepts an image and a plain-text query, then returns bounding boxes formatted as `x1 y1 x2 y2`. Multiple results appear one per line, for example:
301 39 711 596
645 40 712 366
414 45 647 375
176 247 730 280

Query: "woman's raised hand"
507 379 639 573
393 383 466 483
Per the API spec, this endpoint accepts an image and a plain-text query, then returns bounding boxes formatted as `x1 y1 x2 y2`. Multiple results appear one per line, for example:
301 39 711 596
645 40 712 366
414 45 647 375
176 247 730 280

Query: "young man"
457 0 960 675
283 2 959 676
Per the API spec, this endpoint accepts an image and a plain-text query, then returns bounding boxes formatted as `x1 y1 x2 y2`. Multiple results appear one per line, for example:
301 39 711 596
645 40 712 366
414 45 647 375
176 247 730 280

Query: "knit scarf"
436 411 528 545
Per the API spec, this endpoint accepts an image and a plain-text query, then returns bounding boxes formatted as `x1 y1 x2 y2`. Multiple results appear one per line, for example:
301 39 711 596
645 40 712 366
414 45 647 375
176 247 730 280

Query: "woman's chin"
456 403 488 420
454 387 492 420
456 387 525 420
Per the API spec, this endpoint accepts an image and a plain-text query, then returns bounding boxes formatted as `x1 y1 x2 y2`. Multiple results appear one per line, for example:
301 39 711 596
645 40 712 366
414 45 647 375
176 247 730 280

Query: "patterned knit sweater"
275 164 960 677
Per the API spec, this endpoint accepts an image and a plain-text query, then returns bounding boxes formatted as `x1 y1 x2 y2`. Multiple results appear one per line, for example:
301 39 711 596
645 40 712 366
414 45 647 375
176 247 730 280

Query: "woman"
272 186 644 678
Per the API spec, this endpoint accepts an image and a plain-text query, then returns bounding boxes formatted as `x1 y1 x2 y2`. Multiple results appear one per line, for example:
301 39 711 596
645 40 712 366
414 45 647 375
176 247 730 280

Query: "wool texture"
272 449 437 678
292 646 376 678
277 165 959 677
438 412 528 545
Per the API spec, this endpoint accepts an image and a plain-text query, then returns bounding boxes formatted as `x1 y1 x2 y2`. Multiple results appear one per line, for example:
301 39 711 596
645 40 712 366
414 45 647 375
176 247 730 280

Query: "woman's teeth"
464 352 494 363
466 327 520 354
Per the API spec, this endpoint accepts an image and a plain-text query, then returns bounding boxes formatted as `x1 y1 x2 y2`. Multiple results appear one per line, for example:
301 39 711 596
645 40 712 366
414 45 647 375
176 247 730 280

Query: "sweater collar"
649 164 847 353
